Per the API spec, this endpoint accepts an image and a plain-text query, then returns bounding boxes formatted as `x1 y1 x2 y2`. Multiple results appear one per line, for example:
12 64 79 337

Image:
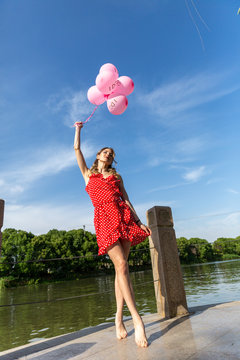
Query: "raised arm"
74 122 89 184
118 175 151 236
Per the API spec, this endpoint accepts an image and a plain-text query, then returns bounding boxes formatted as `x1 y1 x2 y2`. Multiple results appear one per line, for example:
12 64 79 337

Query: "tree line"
176 236 240 264
0 228 150 287
0 228 240 287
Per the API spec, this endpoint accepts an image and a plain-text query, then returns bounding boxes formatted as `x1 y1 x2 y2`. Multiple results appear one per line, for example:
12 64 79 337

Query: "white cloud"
182 166 206 182
175 210 240 242
3 202 240 244
206 178 224 185
227 188 239 195
147 165 207 193
1 144 96 198
135 200 176 212
146 156 188 169
222 212 240 227
2 200 177 236
147 164 207 193
175 137 206 156
3 202 95 235
147 157 163 167
138 132 209 170
137 71 239 119
47 89 94 127
148 182 190 193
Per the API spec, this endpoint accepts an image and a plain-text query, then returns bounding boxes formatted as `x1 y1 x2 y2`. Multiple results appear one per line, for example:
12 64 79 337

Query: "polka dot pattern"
86 173 148 255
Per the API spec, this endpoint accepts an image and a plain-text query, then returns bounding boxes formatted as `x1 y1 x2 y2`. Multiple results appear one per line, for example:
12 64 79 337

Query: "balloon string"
73 105 99 127
82 105 99 124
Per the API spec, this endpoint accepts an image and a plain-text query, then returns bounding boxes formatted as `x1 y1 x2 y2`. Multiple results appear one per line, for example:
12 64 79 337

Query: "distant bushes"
0 228 150 287
0 228 240 287
177 236 240 264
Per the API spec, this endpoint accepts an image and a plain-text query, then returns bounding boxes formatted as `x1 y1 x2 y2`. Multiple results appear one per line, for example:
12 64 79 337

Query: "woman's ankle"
132 314 142 324
115 311 123 323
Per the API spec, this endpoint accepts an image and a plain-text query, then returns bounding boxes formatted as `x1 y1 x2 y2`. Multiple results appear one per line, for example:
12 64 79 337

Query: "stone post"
0 199 5 257
146 206 189 319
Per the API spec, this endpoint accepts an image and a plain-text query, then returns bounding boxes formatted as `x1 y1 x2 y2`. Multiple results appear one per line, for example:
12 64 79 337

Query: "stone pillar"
146 206 189 319
0 199 5 257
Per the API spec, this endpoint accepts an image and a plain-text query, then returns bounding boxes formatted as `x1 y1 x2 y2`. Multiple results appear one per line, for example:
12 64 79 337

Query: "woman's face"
97 148 114 165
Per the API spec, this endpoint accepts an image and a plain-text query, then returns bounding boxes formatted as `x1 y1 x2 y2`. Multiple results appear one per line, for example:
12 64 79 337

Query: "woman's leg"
114 240 133 339
115 273 128 339
107 241 148 348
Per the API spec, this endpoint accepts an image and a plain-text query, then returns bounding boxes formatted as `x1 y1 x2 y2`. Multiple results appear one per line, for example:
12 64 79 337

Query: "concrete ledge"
1 301 240 360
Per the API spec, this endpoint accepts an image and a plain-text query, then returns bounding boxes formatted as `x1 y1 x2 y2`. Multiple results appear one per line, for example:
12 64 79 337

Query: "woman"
74 121 151 348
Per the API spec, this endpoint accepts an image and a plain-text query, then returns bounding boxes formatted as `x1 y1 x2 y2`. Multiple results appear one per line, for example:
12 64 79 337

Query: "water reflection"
0 259 240 351
182 259 240 305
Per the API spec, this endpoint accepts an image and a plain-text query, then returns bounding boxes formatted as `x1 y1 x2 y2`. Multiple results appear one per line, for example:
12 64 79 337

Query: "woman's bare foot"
133 317 148 348
115 315 128 340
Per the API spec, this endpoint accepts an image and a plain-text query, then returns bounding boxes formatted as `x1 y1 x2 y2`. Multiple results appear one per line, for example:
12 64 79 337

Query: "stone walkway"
1 301 240 360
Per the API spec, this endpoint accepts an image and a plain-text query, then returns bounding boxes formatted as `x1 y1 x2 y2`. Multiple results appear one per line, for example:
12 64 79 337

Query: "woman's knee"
116 258 128 275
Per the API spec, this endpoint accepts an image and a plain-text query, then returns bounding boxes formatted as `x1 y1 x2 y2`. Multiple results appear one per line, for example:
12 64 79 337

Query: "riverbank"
1 260 240 352
0 264 152 288
1 301 240 360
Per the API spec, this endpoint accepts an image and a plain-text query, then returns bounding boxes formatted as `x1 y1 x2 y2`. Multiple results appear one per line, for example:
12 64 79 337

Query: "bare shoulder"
117 174 130 200
117 174 125 189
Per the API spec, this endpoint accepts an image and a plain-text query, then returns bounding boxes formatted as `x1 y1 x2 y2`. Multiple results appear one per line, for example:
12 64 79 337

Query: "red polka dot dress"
86 173 148 255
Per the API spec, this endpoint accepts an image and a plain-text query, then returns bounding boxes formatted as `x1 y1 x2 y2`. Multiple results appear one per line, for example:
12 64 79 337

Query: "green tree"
189 238 214 262
176 237 190 263
128 238 150 268
0 228 35 279
213 237 237 255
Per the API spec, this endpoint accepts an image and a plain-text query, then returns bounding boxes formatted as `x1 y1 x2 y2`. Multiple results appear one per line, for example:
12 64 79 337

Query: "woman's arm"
118 176 152 235
74 122 89 184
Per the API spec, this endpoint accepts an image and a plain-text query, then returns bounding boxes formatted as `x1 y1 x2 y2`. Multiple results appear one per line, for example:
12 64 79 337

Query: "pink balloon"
107 94 128 115
100 63 119 78
111 76 134 96
87 85 106 105
96 70 118 95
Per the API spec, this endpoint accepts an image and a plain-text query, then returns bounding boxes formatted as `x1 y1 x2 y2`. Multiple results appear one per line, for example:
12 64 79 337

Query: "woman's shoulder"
109 170 122 181
115 173 122 181
85 169 95 187
87 169 92 177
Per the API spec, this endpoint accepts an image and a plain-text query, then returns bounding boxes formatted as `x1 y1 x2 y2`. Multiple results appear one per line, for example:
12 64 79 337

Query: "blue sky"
1 0 240 242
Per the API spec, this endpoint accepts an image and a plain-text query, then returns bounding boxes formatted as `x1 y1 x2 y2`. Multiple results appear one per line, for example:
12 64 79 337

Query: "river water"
1 259 240 352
